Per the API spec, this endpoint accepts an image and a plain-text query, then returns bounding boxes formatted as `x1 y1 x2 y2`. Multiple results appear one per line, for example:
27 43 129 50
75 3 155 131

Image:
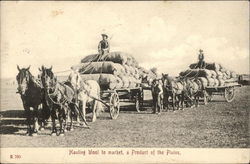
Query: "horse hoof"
39 127 45 131
51 133 57 136
26 132 30 136
59 133 64 137
70 128 74 132
32 133 38 137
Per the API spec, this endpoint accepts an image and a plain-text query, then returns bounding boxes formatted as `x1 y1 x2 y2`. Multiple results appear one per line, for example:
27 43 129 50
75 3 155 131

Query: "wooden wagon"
93 86 144 120
205 83 241 103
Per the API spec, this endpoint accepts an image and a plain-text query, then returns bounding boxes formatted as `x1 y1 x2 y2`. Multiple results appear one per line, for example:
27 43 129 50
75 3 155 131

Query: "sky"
1 1 249 78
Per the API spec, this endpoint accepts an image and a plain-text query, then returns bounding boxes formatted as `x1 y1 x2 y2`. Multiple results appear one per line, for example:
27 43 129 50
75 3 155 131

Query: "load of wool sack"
218 79 225 86
222 72 230 80
205 63 221 71
224 78 238 83
230 71 237 78
207 78 215 86
124 65 135 75
80 74 121 90
225 70 231 77
72 62 126 75
81 54 98 63
179 69 212 78
81 52 131 65
220 66 227 73
210 70 217 78
216 71 223 78
102 51 130 65
189 62 221 71
214 78 219 87
118 75 130 88
133 68 140 79
198 77 208 87
128 77 137 88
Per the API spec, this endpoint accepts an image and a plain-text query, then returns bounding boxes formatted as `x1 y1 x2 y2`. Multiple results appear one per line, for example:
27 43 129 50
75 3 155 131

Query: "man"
196 49 206 69
97 34 110 61
151 79 163 114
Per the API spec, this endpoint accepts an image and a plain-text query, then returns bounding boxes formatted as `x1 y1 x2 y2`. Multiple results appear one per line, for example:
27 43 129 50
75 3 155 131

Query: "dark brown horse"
161 74 185 111
40 66 88 136
16 65 49 136
186 78 208 107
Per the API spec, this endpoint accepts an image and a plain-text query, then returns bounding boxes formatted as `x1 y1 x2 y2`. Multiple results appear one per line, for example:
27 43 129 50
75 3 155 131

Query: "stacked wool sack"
72 51 145 90
179 62 238 88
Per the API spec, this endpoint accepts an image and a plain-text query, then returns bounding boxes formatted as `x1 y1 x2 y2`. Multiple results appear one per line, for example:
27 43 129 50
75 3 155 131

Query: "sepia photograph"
0 1 249 163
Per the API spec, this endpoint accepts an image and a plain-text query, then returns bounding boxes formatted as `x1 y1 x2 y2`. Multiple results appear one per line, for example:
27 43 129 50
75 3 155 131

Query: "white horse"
67 69 103 125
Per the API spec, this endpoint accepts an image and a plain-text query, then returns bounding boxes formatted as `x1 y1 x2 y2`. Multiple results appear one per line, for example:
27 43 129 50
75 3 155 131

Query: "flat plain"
0 79 249 148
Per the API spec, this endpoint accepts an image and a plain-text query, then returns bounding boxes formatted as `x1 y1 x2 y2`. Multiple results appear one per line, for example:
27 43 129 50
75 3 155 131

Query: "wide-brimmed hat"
101 34 108 38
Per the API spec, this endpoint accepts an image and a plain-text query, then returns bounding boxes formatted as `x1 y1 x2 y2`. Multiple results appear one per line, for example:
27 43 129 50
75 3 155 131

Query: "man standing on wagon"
97 34 110 61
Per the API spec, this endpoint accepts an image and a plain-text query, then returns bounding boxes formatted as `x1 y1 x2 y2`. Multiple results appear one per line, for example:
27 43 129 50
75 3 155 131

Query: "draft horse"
40 66 88 136
16 65 49 136
161 74 185 111
185 78 208 107
67 69 103 123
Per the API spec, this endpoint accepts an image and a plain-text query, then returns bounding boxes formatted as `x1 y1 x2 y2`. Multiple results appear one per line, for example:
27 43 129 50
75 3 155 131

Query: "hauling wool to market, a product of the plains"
180 62 239 87
72 51 155 90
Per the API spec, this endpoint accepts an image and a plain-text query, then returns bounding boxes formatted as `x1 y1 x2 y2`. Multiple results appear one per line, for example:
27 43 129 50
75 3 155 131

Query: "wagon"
93 87 144 120
205 83 241 103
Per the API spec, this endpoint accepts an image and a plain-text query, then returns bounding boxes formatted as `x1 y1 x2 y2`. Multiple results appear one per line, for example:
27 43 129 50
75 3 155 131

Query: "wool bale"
73 62 126 75
189 63 197 69
80 74 121 90
220 65 227 73
102 51 130 65
216 71 223 78
207 78 215 86
224 78 238 83
115 77 124 89
218 79 225 86
81 54 98 63
230 71 237 78
214 78 219 87
225 70 231 77
210 70 217 78
205 63 221 71
179 69 212 78
118 75 130 88
198 77 208 87
222 72 230 80
189 62 221 70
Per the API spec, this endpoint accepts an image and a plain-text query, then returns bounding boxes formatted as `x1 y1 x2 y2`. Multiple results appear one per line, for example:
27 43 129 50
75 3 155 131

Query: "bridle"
42 70 67 106
16 71 31 95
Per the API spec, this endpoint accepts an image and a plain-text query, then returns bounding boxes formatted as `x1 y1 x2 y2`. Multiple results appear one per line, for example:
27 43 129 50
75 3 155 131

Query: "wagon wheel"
224 87 235 102
109 92 120 119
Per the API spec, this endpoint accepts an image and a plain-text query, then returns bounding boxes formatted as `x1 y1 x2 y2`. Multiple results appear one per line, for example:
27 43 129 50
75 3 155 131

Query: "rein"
46 82 68 106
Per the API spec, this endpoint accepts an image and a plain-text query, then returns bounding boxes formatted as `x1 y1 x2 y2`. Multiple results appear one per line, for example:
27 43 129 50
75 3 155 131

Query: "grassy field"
0 80 249 148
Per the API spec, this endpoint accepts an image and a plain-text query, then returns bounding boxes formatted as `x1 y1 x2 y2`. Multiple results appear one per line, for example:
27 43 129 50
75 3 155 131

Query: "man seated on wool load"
196 49 206 69
97 34 110 61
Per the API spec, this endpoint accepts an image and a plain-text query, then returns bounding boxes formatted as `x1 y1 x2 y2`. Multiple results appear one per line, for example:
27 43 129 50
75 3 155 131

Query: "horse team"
16 65 103 136
151 73 207 114
16 65 207 136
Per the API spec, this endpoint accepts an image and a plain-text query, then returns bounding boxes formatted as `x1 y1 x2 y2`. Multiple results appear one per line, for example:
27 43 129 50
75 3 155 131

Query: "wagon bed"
205 83 241 102
97 86 144 120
